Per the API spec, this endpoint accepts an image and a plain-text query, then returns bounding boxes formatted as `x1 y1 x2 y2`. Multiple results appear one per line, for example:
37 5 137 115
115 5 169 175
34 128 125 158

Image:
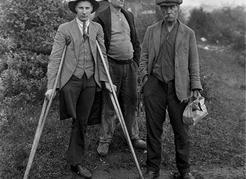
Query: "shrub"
0 0 75 108
0 0 73 54
188 6 246 51
1 50 48 105
187 8 217 43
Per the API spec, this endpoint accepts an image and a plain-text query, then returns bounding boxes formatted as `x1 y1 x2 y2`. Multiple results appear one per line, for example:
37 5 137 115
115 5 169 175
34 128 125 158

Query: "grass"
0 46 245 178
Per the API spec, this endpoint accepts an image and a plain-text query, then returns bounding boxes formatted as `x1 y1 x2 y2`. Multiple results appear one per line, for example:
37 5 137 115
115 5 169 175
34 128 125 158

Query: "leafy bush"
187 8 216 42
0 0 73 54
0 0 74 108
1 50 48 106
188 6 246 51
236 50 246 67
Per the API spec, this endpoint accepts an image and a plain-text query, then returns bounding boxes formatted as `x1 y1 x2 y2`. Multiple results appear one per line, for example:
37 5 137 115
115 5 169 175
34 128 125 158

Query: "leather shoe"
70 165 92 179
170 171 180 179
97 142 110 156
170 171 195 179
144 170 160 179
132 139 147 149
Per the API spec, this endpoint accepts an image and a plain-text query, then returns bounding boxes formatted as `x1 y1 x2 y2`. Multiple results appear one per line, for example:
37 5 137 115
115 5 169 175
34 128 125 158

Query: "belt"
108 57 133 64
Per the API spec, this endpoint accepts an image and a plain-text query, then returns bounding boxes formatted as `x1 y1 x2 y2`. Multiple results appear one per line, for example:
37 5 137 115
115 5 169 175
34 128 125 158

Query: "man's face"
109 0 124 9
160 5 179 23
75 1 93 21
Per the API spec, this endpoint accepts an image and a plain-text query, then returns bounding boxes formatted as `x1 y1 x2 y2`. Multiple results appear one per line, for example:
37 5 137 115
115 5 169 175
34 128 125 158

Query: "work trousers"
99 59 139 143
60 75 96 165
143 75 190 174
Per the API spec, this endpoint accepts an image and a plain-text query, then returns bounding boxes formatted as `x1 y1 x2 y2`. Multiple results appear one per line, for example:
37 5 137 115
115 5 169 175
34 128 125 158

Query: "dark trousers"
60 75 96 165
143 75 190 174
99 59 139 143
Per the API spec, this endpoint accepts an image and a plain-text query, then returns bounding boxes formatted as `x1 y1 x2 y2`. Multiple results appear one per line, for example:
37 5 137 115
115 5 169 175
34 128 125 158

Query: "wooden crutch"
96 41 144 179
23 43 68 179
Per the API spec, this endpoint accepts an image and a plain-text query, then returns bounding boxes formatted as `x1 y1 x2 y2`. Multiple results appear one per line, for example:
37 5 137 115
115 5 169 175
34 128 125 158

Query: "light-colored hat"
68 0 99 13
156 0 183 6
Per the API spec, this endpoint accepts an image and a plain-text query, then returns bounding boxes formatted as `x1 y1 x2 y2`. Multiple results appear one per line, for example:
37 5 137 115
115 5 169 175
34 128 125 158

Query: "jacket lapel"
154 21 162 56
100 7 111 43
175 20 184 58
121 9 132 32
70 19 83 60
88 22 97 63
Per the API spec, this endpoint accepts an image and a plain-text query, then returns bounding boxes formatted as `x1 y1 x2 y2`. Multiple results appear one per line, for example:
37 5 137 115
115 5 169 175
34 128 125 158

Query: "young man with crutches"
45 0 112 178
24 0 145 178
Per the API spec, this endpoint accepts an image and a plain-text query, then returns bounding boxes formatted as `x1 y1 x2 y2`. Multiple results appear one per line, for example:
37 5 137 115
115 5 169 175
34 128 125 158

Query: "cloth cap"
68 0 99 13
156 0 183 6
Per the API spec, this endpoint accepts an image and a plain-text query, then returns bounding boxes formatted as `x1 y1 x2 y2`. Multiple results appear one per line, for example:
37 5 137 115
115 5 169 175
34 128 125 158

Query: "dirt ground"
62 156 245 179
81 166 245 179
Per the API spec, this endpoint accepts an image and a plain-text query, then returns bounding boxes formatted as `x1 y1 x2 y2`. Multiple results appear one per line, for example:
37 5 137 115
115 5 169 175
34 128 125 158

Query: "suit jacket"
139 20 202 101
47 19 108 90
93 6 140 65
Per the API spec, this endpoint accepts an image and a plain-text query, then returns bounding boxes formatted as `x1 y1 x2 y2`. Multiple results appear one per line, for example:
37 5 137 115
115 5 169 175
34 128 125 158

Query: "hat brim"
68 0 99 14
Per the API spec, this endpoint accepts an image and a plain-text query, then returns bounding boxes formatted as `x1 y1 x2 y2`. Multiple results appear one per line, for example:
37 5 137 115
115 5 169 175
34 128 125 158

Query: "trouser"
99 59 140 143
60 75 96 165
143 75 190 174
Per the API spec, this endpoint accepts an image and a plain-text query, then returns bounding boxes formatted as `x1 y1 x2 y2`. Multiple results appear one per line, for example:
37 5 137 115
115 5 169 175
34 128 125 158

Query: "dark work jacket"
93 6 140 65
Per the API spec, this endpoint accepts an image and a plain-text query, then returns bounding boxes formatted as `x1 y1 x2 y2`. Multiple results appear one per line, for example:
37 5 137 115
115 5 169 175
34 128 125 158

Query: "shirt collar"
76 18 90 31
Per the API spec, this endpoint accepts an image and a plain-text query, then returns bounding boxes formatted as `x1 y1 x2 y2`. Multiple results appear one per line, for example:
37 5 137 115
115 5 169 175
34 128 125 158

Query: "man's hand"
105 82 117 93
45 89 56 100
142 75 148 85
192 89 201 99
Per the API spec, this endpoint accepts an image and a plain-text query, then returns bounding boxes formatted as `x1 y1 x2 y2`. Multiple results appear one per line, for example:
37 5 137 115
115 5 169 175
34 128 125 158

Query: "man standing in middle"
94 0 146 156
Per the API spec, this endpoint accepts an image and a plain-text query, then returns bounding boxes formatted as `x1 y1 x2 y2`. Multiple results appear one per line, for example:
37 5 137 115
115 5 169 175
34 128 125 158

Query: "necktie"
82 21 88 40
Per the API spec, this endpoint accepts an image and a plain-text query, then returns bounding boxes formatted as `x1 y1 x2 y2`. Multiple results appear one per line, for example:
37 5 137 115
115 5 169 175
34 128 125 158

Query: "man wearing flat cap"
45 0 112 178
140 0 202 178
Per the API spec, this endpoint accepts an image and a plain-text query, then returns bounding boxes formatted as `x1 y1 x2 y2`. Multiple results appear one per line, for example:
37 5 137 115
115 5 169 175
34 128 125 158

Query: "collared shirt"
152 21 179 83
107 6 134 60
76 18 90 36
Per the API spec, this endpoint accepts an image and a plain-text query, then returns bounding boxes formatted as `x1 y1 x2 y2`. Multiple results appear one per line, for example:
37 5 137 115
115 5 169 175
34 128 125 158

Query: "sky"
182 0 246 7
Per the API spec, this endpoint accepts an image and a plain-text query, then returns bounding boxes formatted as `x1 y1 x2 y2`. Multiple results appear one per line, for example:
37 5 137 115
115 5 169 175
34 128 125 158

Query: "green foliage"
0 0 73 54
0 0 75 107
1 50 48 105
0 1 75 177
188 6 246 51
187 8 216 42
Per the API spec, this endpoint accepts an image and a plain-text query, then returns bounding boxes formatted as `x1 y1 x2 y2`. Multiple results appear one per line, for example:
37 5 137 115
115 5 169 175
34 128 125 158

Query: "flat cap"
156 0 183 6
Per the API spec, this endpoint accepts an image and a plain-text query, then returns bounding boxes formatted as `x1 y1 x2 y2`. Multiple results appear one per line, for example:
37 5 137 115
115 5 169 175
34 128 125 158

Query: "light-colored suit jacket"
47 19 108 90
139 20 202 101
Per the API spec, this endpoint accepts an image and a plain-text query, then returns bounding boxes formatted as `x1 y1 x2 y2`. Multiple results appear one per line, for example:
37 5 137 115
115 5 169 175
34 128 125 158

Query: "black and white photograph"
0 0 245 178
